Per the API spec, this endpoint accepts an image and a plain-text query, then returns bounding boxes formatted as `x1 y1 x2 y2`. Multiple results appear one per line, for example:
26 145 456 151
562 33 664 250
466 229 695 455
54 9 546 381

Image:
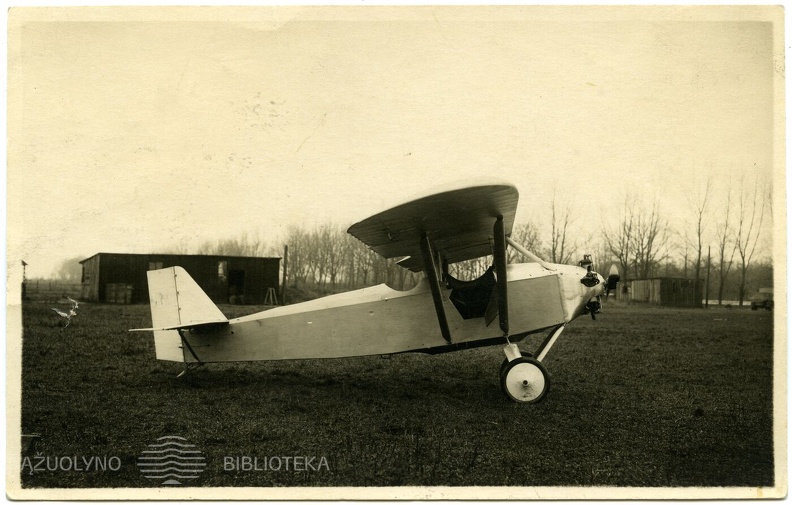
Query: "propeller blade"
605 265 620 299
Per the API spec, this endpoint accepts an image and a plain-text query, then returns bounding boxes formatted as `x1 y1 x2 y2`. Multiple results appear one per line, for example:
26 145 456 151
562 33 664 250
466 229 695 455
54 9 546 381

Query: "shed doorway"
228 269 246 304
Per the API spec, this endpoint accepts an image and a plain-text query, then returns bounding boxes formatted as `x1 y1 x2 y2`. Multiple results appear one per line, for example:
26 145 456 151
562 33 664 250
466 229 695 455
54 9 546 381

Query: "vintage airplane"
131 182 619 403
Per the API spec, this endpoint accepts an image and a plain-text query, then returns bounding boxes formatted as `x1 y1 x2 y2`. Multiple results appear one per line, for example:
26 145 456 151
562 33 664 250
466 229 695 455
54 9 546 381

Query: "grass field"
17 300 775 489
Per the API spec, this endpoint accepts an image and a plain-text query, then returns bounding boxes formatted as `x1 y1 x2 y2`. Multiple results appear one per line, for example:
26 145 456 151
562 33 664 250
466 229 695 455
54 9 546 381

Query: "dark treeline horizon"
51 217 772 306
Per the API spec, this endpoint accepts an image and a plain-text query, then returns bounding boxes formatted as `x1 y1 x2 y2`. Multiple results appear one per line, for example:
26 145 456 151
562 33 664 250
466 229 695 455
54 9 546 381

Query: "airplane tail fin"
132 266 227 362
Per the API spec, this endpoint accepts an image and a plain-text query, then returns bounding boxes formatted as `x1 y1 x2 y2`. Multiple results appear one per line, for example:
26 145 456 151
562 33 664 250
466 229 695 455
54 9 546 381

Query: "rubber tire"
500 357 550 404
499 351 534 378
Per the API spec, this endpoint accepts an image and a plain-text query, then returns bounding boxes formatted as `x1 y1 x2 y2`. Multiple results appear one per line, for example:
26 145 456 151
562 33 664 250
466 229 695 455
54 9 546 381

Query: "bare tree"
321 225 345 290
603 194 669 282
283 225 311 287
681 240 689 278
631 200 669 279
449 255 491 279
602 194 636 283
507 222 542 264
350 239 374 287
687 178 712 305
589 238 615 277
715 183 738 305
734 174 769 305
548 190 577 265
195 231 268 256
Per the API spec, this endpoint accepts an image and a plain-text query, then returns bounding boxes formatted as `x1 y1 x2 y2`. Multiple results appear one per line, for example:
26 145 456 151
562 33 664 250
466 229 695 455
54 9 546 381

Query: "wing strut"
493 216 509 335
419 233 452 344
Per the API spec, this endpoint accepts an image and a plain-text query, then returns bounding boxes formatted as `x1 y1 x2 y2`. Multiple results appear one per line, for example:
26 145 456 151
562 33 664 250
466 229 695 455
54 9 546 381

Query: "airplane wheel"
499 351 533 377
501 357 550 404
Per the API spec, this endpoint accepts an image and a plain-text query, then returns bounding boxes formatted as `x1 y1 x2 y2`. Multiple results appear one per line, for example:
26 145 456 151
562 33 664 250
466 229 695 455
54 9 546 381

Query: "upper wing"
347 182 518 272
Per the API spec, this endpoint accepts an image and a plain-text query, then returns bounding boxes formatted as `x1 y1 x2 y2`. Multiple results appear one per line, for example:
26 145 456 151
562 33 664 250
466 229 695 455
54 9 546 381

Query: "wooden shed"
624 277 703 308
80 253 280 305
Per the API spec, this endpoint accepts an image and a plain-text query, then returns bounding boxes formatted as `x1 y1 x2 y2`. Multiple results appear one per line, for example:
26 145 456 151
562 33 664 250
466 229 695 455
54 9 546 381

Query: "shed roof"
79 252 281 264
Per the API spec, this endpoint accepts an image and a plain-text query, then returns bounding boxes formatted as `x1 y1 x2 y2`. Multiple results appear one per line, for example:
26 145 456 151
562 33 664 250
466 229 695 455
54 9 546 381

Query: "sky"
7 6 781 278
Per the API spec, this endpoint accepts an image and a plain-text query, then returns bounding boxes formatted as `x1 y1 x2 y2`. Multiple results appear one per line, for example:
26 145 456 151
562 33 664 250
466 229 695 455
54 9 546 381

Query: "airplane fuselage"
159 262 605 363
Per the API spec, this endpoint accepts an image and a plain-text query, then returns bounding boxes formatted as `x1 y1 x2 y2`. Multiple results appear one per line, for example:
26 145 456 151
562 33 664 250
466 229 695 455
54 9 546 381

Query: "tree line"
182 172 770 305
53 173 772 305
597 174 771 305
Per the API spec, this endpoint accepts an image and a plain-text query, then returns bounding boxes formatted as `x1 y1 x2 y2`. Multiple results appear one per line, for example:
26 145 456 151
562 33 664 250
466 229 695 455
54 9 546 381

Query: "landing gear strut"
176 362 205 378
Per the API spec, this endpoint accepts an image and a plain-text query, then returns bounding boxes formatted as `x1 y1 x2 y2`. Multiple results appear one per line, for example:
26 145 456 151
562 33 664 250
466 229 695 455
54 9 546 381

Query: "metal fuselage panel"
180 263 597 363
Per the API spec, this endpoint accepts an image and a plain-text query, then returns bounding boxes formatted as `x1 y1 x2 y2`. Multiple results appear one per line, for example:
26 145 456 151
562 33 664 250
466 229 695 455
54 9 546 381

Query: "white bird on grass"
51 297 79 329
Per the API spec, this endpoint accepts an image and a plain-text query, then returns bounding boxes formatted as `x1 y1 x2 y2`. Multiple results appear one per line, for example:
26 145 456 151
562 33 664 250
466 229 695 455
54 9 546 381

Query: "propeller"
577 256 620 319
604 264 620 300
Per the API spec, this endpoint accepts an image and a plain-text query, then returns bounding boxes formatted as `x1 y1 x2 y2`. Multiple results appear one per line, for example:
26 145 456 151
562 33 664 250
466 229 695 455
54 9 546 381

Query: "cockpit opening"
445 266 496 319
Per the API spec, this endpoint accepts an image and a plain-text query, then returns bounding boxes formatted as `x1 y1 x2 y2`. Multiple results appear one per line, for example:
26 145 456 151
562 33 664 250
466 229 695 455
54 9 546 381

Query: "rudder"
146 266 227 361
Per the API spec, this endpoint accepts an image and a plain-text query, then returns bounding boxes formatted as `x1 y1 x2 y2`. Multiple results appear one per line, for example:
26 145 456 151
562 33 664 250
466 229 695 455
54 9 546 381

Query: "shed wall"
80 254 280 304
80 255 101 301
627 278 702 308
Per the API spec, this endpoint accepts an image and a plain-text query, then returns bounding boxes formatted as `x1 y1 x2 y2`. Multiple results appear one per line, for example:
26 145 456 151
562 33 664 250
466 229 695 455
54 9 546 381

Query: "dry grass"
18 300 774 488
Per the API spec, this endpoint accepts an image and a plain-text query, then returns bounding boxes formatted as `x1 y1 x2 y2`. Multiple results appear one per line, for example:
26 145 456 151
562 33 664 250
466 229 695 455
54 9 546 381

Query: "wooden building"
80 253 280 305
622 277 703 308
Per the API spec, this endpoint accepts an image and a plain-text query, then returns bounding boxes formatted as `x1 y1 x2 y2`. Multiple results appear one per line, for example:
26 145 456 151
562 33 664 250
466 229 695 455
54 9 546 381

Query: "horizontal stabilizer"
129 321 228 333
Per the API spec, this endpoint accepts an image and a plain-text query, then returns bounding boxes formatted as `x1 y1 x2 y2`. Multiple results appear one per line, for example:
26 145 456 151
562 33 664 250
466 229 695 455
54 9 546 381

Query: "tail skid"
130 266 227 362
